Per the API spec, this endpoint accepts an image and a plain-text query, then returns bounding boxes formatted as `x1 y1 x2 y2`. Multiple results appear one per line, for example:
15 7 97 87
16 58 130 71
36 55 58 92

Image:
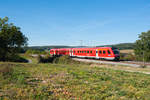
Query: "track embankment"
73 58 150 75
72 58 148 68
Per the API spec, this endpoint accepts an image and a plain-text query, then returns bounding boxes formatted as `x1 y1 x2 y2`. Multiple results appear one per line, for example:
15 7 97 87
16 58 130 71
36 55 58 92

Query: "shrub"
37 55 56 63
52 55 79 64
53 55 71 64
120 53 136 61
37 55 80 64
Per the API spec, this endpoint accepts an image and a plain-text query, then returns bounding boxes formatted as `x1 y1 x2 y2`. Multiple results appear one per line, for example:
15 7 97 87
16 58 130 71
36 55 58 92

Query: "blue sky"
0 0 150 46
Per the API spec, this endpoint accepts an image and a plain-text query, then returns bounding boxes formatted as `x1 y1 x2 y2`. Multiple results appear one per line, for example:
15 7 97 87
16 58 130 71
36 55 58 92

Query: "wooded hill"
26 43 134 51
97 43 135 50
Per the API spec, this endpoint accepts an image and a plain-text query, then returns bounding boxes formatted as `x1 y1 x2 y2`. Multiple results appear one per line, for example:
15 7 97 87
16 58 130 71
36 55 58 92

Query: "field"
120 49 134 54
1 60 150 100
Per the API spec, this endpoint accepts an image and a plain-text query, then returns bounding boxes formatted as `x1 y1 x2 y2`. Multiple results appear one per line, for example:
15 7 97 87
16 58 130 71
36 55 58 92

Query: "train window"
78 51 79 53
85 51 86 53
103 51 106 54
113 50 119 54
87 51 89 53
74 51 75 53
107 50 111 54
99 50 102 54
80 51 82 53
82 51 84 53
90 51 92 53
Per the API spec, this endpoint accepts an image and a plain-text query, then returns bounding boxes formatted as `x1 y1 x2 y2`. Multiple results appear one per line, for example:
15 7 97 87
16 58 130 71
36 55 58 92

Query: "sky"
0 0 150 46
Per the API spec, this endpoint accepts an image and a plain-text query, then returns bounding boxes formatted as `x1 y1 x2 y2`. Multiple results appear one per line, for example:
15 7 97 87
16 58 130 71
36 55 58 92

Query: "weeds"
1 62 150 99
0 66 13 78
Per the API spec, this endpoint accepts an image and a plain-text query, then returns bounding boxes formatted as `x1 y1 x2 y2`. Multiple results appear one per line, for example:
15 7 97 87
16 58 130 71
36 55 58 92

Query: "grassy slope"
1 62 150 100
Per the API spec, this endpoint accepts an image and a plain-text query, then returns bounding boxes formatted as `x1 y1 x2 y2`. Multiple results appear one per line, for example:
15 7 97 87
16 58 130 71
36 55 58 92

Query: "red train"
50 47 120 60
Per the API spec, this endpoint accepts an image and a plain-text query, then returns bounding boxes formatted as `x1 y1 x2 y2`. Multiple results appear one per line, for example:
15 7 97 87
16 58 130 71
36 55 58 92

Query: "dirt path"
28 59 32 63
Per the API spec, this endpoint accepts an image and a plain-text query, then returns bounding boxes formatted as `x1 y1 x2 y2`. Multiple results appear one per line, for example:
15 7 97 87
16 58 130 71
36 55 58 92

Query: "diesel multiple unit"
50 47 120 60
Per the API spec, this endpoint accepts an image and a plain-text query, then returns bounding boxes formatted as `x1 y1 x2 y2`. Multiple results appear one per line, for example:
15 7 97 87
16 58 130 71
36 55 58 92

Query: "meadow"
1 58 150 100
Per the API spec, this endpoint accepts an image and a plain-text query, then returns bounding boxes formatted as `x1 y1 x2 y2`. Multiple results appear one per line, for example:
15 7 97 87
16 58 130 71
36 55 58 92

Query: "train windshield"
113 50 119 54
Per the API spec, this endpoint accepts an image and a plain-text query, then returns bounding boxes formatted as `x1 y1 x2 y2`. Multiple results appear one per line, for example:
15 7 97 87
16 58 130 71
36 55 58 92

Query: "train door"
54 50 55 55
102 49 107 58
70 49 72 56
96 49 99 59
71 49 73 56
98 49 102 59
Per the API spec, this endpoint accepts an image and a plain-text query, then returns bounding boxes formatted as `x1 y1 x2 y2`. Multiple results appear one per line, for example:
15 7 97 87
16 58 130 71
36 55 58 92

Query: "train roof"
50 47 118 50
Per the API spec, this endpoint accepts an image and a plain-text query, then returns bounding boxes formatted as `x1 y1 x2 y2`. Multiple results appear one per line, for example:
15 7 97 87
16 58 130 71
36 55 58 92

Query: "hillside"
97 43 135 50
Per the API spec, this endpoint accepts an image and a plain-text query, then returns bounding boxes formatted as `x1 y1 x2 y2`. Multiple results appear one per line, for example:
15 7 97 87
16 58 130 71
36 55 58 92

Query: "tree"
0 17 28 61
134 30 150 61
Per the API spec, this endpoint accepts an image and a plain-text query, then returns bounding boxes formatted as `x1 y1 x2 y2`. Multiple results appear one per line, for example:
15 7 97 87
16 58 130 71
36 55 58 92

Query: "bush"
52 55 81 64
37 55 80 64
53 55 72 64
120 53 136 61
37 55 56 63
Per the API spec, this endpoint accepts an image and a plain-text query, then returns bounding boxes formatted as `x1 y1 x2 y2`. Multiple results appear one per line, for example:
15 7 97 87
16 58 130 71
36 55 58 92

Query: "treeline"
97 43 135 50
27 43 135 51
26 46 72 51
25 49 47 55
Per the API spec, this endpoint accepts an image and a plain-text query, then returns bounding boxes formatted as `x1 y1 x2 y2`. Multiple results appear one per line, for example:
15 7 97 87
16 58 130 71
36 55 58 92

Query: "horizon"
0 0 150 46
28 42 134 47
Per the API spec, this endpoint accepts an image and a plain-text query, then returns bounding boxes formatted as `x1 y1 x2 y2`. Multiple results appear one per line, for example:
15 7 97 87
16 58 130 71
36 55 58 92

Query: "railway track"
72 58 150 68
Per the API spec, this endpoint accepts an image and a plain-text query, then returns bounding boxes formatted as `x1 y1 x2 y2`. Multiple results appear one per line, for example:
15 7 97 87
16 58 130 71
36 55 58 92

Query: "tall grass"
1 62 150 99
0 66 14 78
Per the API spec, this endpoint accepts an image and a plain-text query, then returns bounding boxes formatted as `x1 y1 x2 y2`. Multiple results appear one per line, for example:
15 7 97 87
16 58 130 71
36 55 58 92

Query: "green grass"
1 62 150 100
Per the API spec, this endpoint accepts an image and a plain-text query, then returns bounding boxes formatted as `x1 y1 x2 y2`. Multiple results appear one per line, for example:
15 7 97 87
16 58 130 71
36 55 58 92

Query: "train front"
112 48 120 60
